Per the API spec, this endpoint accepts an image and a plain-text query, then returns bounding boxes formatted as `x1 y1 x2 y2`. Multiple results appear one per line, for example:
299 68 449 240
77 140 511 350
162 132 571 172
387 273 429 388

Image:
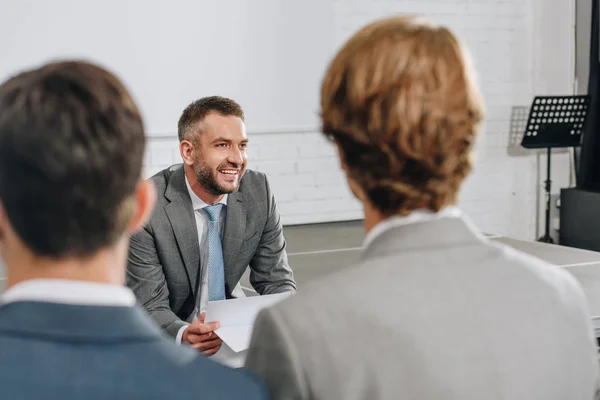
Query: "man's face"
192 113 248 195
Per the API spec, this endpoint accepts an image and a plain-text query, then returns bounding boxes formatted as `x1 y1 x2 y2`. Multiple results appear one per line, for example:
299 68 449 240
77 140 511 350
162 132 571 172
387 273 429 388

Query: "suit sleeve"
127 224 188 338
248 174 297 294
245 307 307 400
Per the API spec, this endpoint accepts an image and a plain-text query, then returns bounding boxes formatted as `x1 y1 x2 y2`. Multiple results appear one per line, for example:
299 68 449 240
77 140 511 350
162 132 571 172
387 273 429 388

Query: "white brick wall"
145 0 576 240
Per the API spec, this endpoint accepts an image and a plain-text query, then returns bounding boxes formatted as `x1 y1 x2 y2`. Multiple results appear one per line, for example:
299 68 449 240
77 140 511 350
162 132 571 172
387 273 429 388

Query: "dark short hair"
0 60 145 257
177 96 244 142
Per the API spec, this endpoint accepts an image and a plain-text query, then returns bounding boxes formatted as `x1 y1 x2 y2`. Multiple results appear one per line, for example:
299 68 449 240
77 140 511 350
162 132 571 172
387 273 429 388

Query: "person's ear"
127 180 157 234
180 139 195 166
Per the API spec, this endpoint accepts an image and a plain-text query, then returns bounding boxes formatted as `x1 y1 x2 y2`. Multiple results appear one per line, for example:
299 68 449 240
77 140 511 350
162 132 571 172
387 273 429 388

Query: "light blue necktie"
203 204 226 301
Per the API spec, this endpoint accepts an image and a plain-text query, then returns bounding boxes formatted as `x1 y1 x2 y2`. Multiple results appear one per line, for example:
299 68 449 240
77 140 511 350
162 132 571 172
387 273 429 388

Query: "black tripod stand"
521 95 589 243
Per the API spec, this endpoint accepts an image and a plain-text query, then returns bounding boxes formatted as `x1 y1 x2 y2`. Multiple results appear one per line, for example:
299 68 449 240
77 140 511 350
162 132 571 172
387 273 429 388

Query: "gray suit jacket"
0 301 265 399
246 216 600 400
127 164 296 338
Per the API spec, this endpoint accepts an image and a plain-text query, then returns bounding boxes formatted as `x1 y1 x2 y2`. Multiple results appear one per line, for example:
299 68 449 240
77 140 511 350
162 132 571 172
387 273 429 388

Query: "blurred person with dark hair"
0 61 265 399
245 16 599 400
127 96 295 354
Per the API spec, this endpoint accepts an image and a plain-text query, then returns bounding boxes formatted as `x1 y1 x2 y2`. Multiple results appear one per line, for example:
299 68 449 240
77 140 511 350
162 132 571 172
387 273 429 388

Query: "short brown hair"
0 60 145 257
178 96 244 142
321 16 484 216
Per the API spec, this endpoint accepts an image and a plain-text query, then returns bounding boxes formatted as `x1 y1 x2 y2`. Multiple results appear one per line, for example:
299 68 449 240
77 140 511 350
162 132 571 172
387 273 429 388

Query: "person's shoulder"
149 340 266 398
240 169 268 188
179 351 266 397
238 169 273 205
147 164 182 191
144 164 185 214
491 241 588 305
260 284 331 331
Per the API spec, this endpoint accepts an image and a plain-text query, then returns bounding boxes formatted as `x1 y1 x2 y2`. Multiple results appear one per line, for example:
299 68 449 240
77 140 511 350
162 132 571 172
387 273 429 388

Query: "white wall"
576 0 592 95
0 0 334 133
1 0 577 240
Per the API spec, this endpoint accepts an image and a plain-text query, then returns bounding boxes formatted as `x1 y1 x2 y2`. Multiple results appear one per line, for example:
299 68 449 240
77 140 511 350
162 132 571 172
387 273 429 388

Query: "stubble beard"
194 160 241 195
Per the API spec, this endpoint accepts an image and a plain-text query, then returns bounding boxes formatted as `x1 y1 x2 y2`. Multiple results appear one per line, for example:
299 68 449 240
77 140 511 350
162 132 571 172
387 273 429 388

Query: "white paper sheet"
205 292 292 354
211 343 247 369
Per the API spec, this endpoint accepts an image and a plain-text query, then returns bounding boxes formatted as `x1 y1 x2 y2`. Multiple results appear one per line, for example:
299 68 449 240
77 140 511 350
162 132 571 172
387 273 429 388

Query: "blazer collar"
165 164 187 203
0 302 163 342
361 215 487 262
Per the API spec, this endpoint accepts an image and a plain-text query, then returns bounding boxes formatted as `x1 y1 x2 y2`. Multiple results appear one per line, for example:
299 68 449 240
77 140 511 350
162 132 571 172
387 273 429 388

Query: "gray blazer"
127 164 296 338
0 301 265 399
246 216 600 400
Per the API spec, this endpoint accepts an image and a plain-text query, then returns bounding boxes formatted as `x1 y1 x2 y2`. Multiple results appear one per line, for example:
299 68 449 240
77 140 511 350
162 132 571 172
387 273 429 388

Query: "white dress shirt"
176 176 228 344
363 206 462 248
1 279 136 307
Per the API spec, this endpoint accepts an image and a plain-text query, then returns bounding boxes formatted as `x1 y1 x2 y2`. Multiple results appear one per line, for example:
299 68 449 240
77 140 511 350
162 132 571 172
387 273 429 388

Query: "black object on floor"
522 95 590 243
560 187 600 252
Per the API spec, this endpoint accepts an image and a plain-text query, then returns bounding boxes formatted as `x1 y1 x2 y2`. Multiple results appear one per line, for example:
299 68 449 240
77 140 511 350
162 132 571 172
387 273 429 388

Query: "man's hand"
182 312 223 356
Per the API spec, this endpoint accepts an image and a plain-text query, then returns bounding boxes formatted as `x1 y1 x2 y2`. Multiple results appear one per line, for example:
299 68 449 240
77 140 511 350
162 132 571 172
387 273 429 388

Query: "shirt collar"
1 279 136 307
362 206 462 249
185 175 228 211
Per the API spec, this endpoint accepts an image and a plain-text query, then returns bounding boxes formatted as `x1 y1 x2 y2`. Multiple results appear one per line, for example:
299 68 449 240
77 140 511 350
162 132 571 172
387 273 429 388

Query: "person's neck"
4 239 128 290
362 202 446 235
184 165 224 205
363 202 387 236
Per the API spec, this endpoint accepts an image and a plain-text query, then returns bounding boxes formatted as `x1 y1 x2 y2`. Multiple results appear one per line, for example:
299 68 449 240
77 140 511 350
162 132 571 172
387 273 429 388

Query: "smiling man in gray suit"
245 16 600 399
127 96 296 355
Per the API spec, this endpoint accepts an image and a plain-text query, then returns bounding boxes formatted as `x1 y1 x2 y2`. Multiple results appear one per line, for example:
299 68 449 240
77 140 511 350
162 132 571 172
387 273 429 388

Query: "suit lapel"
164 167 200 297
222 190 246 278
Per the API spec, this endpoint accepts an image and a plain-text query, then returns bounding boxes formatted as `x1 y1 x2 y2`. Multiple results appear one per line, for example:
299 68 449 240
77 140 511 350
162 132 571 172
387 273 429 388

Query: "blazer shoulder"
147 164 183 192
492 242 578 286
238 169 272 199
181 353 267 398
240 169 268 187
